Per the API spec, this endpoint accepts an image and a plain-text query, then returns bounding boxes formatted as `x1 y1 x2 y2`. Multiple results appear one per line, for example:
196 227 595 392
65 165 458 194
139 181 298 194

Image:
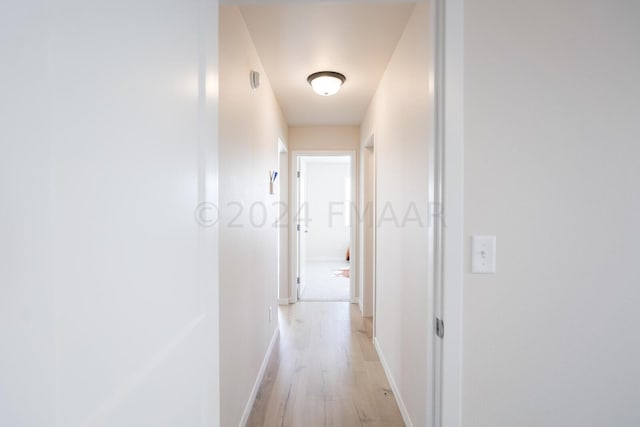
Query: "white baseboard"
374 337 413 427
278 298 290 305
239 326 280 427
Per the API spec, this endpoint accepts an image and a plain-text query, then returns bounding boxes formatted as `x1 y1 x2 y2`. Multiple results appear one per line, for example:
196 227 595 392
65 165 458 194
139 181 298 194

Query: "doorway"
293 152 356 302
277 138 289 305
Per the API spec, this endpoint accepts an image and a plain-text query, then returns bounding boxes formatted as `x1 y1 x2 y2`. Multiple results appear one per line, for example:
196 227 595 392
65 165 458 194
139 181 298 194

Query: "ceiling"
237 2 416 126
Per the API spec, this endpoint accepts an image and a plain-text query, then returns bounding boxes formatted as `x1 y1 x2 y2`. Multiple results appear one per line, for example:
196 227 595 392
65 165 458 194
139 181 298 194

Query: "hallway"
220 3 430 425
247 303 404 426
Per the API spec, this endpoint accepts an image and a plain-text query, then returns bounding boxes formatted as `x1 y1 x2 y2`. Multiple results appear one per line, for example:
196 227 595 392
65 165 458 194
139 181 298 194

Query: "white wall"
0 3 54 425
463 1 640 426
304 161 351 261
219 6 288 426
0 0 220 426
360 3 430 426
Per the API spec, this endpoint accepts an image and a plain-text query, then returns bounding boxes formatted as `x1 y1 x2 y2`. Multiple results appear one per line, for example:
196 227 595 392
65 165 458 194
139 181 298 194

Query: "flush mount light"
307 71 346 96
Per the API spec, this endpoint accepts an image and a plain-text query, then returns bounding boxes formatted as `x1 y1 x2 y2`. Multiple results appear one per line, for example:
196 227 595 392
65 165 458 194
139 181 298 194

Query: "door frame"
360 134 376 326
289 150 358 303
431 0 464 426
277 138 289 305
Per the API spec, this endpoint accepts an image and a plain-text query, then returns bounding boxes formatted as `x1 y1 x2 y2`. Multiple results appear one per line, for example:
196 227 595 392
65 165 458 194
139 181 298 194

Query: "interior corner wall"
360 3 430 426
219 6 288 426
462 1 640 426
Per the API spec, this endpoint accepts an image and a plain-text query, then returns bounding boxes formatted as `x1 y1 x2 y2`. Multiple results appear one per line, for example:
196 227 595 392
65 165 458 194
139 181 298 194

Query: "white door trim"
277 138 289 305
290 150 358 303
359 134 376 325
432 0 464 426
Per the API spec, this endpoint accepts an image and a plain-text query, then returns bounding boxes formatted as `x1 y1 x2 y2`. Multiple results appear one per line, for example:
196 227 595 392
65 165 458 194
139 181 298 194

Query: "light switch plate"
471 235 496 273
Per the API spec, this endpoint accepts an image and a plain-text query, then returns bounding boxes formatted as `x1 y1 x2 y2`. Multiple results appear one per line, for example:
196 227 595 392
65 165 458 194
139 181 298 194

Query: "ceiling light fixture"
307 71 346 96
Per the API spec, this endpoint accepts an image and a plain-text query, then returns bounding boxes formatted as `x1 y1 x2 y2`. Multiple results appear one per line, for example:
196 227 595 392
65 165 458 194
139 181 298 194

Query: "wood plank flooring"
246 302 405 427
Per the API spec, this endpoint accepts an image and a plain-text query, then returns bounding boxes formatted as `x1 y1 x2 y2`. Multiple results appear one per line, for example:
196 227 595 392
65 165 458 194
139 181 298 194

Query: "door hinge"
296 224 301 231
297 171 301 178
435 317 444 339
296 276 300 284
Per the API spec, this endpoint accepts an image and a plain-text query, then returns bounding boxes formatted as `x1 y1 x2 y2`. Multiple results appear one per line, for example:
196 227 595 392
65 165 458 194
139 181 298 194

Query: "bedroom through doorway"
295 154 354 301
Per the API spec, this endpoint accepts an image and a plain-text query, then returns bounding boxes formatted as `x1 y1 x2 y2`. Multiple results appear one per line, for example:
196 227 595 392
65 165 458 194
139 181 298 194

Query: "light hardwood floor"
247 302 405 427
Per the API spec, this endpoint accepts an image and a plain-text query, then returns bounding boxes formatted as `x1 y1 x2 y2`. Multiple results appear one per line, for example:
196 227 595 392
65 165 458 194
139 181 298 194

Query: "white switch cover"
471 235 496 273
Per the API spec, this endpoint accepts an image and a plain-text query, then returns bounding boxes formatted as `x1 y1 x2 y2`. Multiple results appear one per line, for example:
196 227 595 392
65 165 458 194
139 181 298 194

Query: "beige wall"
289 126 360 153
360 3 431 426
289 126 360 151
463 1 640 425
219 6 288 426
